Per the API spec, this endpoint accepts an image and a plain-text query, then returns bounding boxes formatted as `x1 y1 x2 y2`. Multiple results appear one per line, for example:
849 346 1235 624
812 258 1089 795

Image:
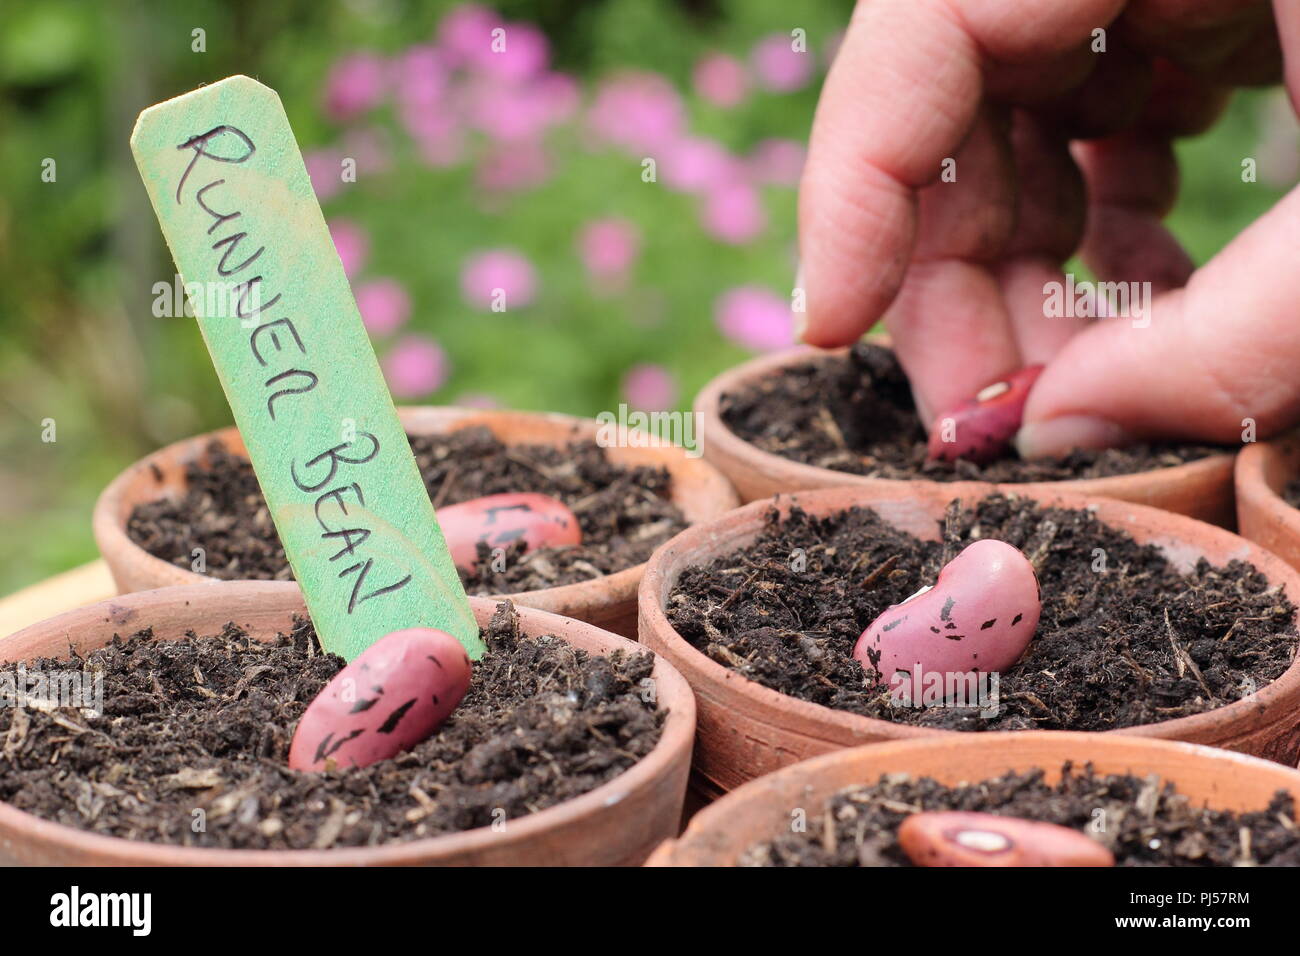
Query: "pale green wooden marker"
130 75 482 661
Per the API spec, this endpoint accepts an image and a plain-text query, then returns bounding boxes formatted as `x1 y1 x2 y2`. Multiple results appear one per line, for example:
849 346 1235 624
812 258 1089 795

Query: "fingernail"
792 262 807 343
1014 415 1132 459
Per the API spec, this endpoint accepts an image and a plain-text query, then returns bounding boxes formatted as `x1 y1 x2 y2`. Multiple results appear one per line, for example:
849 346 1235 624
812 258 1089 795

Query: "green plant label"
130 75 482 661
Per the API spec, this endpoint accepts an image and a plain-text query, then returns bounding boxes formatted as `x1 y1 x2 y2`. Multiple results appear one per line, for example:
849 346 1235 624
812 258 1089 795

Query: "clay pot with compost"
1235 433 1300 573
639 485 1300 797
647 733 1300 867
94 407 739 637
695 343 1236 525
0 582 695 866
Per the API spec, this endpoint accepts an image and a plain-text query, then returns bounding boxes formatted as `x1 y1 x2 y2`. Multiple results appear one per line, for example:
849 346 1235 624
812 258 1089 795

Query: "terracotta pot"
93 407 739 637
646 731 1300 865
0 581 695 866
1236 435 1300 572
638 485 1300 797
695 346 1236 526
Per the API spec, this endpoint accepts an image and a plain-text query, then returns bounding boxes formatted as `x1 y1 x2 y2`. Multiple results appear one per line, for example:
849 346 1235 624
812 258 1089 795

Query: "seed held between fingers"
926 366 1044 464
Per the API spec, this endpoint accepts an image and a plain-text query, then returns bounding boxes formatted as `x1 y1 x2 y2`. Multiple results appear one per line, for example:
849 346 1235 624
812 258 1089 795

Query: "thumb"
1016 185 1300 457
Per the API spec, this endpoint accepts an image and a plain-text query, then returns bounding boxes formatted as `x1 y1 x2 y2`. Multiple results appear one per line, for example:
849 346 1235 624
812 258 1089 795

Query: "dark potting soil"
741 765 1300 866
0 603 664 850
719 343 1225 481
665 494 1298 730
126 426 687 592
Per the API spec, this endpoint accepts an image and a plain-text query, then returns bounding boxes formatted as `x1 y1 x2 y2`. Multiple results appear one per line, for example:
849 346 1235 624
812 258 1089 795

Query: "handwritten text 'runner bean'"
130 75 481 661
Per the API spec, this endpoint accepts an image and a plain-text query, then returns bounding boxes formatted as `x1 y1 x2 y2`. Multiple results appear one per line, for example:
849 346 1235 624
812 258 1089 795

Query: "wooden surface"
0 560 117 639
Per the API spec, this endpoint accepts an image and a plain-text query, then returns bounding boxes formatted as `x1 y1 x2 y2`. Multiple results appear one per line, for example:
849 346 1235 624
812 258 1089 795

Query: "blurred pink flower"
304 150 343 201
342 127 392 175
701 181 766 244
587 72 685 154
751 34 814 92
329 219 369 278
383 335 449 398
324 53 388 122
578 218 639 282
467 79 554 142
538 72 580 123
622 364 677 412
661 137 742 193
463 68 578 144
395 45 448 109
693 53 748 108
404 109 465 167
439 4 504 68
476 140 550 192
478 22 550 81
715 286 795 351
356 279 412 336
461 249 538 309
749 138 806 186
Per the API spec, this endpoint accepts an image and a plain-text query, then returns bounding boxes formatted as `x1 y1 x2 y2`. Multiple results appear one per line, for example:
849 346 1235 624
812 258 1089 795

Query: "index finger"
798 0 1125 347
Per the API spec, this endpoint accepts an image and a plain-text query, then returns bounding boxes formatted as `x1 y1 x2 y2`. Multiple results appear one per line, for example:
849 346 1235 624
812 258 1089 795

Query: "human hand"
798 0 1300 457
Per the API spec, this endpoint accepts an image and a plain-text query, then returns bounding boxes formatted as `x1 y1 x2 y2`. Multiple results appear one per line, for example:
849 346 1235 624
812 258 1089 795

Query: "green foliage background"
0 0 1292 594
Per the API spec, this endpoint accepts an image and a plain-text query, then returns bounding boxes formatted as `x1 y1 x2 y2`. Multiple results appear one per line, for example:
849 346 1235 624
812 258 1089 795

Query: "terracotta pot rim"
1237 437 1300 522
0 580 696 865
638 485 1300 746
654 730 1300 865
694 345 1237 493
92 406 738 611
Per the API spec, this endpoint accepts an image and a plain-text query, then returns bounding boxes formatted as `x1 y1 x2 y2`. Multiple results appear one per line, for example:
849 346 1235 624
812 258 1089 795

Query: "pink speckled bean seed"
900 811 1115 867
289 627 472 772
437 492 582 569
927 366 1043 464
436 494 579 567
853 539 1041 695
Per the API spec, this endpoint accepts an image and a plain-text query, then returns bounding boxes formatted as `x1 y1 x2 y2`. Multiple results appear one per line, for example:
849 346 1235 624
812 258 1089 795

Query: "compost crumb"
741 765 1300 866
126 426 686 592
0 603 664 850
665 494 1298 730
719 343 1225 481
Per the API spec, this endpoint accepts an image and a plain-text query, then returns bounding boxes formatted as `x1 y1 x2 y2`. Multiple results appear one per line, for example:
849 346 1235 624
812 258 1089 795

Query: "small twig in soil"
815 408 847 449
1027 519 1059 572
312 798 348 850
3 706 29 760
1220 615 1272 643
1119 651 1152 684
1166 612 1186 679
569 560 605 580
939 501 963 565
1238 827 1255 867
822 808 838 855
430 466 460 508
1004 691 1052 715
877 798 923 814
1135 775 1161 818
859 554 900 592
405 784 438 823
718 570 763 612
1166 609 1217 701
